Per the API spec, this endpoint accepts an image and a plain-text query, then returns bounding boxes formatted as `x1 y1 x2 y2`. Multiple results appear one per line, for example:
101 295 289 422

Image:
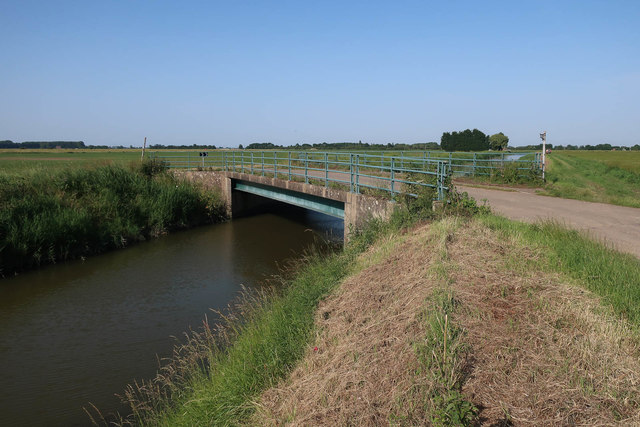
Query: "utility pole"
141 136 147 161
539 131 547 180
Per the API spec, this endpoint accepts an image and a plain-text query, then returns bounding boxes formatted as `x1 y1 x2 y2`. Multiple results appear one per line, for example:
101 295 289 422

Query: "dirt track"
458 185 640 259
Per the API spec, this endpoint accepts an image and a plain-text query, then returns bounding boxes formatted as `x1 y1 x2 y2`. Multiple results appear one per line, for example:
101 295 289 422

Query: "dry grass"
447 221 640 425
251 222 455 425
251 217 640 426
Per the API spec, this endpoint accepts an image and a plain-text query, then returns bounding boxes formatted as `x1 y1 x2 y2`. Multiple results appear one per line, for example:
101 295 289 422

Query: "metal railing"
148 150 452 201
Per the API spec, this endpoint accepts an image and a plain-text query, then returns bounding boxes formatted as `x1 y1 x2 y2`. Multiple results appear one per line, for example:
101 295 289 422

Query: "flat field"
553 150 640 173
541 150 640 208
0 149 143 174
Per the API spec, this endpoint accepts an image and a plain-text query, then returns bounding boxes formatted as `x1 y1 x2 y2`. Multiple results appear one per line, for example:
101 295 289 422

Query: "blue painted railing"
148 150 452 201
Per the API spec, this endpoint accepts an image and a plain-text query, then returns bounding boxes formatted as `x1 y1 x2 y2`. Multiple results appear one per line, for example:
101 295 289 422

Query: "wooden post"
141 137 147 161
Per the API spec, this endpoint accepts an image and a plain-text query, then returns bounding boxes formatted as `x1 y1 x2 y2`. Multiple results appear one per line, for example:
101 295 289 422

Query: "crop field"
542 150 640 208
0 149 144 174
551 150 640 173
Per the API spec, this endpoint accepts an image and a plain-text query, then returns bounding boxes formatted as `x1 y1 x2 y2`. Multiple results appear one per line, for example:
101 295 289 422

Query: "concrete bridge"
177 170 397 241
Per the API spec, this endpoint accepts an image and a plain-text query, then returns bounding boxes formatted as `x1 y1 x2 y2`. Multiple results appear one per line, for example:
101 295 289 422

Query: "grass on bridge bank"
0 160 227 277
539 151 640 208
108 191 640 426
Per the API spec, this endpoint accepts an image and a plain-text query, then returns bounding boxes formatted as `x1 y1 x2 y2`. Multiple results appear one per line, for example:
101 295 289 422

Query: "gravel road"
458 185 640 259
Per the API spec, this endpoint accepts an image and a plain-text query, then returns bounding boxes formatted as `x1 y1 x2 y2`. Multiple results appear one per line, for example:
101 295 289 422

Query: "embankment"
114 194 640 425
0 161 227 277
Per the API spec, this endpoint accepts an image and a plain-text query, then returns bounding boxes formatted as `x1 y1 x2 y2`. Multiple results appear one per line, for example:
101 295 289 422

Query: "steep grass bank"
253 215 640 425
0 161 227 276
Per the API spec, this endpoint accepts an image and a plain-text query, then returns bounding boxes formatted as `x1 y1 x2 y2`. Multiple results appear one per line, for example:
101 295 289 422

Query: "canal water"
0 205 342 426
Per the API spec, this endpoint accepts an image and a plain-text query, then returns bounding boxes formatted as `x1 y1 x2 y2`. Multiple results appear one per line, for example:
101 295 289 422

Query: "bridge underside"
233 179 345 218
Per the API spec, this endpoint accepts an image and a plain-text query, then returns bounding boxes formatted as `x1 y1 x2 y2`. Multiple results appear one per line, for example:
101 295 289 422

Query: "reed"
0 160 227 277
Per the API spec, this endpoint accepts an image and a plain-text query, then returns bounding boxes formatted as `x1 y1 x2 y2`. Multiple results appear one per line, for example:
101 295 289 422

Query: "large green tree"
489 132 509 150
440 129 489 151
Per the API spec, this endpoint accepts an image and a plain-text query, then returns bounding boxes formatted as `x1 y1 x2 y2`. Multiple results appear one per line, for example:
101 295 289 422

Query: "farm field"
0 149 143 174
552 150 640 173
540 150 640 208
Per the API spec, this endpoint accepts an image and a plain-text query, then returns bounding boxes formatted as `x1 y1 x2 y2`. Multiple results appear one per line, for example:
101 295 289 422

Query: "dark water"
0 207 342 426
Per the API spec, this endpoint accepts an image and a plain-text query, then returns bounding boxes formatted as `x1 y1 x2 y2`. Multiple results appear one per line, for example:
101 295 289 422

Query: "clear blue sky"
1 0 639 147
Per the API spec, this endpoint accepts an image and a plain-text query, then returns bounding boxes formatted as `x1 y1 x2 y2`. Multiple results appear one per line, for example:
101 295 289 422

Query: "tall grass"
0 161 226 276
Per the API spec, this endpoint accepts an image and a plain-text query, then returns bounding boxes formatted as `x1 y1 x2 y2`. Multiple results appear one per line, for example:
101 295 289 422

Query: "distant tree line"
517 143 639 151
0 140 86 149
243 141 441 150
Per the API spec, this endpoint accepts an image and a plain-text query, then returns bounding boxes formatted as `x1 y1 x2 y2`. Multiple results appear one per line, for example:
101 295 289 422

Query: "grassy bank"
540 151 640 207
480 215 640 325
0 161 227 277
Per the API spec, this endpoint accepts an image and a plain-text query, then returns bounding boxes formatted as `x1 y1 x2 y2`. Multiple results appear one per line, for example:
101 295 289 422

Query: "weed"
413 289 477 426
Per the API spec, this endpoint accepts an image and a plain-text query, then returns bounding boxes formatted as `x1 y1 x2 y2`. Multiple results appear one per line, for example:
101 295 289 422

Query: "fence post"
261 152 265 176
324 152 328 187
390 157 395 196
250 152 254 174
188 152 191 169
473 153 477 176
304 152 309 184
288 152 292 180
274 152 278 178
349 154 354 192
355 154 360 193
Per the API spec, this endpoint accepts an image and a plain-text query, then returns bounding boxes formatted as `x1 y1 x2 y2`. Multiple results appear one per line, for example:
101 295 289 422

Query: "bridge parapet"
154 150 451 201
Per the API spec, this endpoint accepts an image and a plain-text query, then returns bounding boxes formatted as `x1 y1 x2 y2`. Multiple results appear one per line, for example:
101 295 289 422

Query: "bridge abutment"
175 170 396 242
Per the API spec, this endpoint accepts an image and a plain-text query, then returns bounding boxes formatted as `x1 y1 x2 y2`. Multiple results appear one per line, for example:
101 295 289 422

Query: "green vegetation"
440 129 489 151
488 132 509 151
0 160 226 276
0 140 87 149
0 149 142 174
480 215 640 326
412 290 477 426
541 151 640 208
551 149 640 173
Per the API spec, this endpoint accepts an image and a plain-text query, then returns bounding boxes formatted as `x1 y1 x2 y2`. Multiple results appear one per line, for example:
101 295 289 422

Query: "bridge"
151 150 540 241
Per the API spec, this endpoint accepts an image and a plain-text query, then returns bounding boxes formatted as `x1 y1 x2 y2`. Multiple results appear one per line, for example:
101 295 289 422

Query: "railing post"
355 154 360 193
261 152 265 176
390 157 395 196
473 153 477 175
274 152 278 178
241 151 244 173
250 152 254 174
188 152 191 169
349 154 354 192
288 151 291 180
305 152 309 184
324 152 328 187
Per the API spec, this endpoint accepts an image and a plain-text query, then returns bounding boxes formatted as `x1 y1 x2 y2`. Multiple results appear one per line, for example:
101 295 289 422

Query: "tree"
238 144 244 149
441 129 489 151
488 132 509 151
